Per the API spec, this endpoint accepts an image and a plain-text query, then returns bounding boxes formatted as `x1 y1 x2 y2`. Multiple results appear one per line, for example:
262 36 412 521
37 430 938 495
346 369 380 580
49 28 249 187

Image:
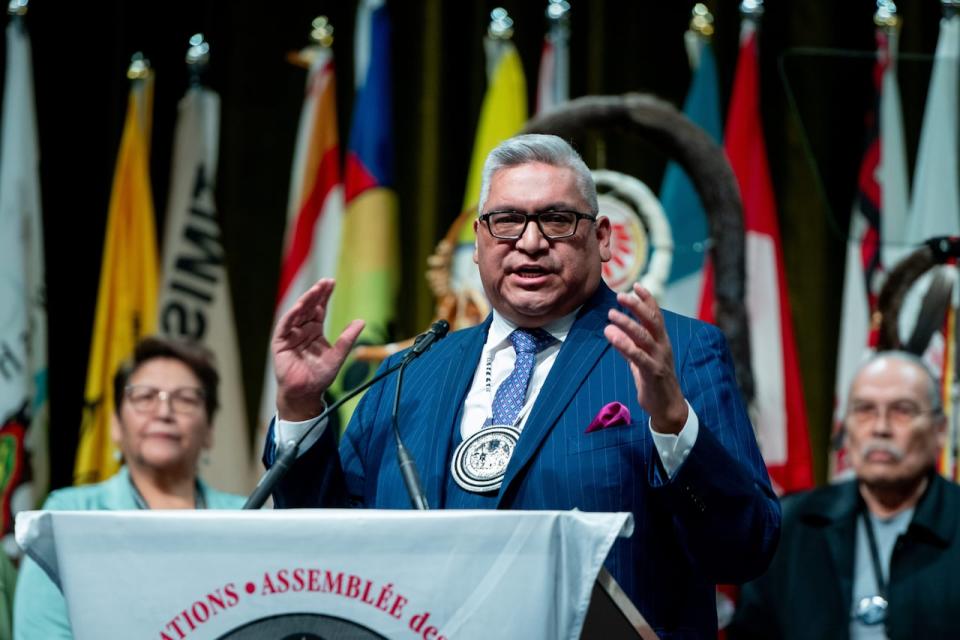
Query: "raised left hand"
273 279 365 421
603 283 688 434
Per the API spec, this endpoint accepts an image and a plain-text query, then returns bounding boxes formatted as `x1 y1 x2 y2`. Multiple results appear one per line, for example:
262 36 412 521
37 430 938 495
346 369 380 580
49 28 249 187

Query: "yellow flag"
457 39 528 244
74 75 159 485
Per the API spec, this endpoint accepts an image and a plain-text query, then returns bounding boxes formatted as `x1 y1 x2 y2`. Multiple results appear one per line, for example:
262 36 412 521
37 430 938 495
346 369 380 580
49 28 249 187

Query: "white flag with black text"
158 86 253 493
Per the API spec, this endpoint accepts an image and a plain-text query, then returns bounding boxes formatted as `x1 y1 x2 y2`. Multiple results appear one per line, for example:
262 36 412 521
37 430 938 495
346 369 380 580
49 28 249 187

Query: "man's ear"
596 216 612 262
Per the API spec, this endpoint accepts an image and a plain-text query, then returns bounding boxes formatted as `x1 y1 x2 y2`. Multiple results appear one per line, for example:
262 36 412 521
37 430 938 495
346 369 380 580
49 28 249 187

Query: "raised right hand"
272 279 365 421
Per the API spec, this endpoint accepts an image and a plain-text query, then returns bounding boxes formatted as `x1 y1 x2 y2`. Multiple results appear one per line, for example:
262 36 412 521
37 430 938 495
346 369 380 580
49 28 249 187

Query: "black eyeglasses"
479 210 596 240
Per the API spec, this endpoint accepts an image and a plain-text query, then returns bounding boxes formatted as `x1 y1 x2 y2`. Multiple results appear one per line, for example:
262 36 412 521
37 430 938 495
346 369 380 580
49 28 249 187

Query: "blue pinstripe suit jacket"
269 283 781 639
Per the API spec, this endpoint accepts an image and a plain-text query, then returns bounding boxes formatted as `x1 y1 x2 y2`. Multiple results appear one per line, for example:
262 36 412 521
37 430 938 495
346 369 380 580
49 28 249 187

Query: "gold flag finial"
546 0 570 23
740 0 764 18
310 16 335 48
287 17 334 69
6 0 27 16
186 33 210 87
127 52 151 80
489 7 515 40
690 3 715 38
874 1 901 30
186 33 210 66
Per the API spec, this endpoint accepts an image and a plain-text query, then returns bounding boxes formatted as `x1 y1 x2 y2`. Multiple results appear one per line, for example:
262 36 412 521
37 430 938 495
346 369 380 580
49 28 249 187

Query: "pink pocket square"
585 402 632 433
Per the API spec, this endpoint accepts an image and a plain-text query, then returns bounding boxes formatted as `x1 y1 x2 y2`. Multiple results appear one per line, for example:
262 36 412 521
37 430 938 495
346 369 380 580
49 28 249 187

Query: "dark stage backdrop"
0 0 944 490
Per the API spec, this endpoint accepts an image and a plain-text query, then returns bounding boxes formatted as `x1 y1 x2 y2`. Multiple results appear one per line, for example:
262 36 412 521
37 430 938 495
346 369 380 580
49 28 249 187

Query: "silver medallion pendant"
450 425 521 493
854 595 888 626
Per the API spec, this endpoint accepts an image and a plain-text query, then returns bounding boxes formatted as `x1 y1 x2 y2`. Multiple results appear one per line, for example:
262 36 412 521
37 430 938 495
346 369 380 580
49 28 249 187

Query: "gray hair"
477 134 598 215
852 350 943 414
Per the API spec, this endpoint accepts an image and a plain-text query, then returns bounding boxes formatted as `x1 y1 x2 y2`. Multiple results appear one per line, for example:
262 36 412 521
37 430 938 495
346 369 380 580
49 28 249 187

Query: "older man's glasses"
125 385 206 415
479 210 596 240
846 400 937 429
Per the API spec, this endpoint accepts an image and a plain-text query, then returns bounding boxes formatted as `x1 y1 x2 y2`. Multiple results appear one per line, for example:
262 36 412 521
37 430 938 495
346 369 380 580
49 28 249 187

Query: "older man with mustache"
730 351 960 640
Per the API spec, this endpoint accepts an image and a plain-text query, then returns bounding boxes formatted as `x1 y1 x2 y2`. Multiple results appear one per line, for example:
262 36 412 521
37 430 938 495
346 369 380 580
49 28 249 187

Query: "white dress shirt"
276 308 700 478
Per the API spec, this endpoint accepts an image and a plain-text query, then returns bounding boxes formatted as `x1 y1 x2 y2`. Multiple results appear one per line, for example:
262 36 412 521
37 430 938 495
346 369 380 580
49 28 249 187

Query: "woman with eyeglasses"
14 336 245 639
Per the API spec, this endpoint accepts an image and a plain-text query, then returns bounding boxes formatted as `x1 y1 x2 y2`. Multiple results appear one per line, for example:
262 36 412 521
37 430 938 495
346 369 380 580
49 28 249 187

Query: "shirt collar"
486 307 580 350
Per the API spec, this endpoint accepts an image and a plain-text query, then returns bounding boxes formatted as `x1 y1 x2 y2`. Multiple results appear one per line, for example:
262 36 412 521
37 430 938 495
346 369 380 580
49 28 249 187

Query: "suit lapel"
496 286 616 507
416 319 490 507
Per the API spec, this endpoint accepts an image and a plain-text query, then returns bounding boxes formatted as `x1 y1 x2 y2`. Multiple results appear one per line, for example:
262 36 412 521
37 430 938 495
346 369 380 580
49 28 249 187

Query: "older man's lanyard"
854 510 889 626
129 477 207 510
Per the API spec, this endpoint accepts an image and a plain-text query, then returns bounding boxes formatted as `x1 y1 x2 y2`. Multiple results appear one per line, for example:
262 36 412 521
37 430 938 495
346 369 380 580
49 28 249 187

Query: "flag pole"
6 0 27 16
873 1 901 83
186 33 210 88
488 7 514 40
6 1 27 52
684 4 714 72
689 3 714 38
740 0 763 20
544 0 570 108
486 5 516 81
127 52 151 80
126 53 153 158
941 0 960 480
874 0 900 30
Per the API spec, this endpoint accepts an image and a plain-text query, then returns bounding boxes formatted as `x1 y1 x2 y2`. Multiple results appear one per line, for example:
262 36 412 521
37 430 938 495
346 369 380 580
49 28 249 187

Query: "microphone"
402 320 449 364
244 320 451 510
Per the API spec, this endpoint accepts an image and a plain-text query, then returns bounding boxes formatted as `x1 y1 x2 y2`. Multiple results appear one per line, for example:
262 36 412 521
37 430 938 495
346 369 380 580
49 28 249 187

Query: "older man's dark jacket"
729 472 960 640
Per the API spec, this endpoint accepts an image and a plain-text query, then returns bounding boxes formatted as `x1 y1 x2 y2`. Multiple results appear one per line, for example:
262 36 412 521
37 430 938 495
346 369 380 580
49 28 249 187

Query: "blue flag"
658 41 722 317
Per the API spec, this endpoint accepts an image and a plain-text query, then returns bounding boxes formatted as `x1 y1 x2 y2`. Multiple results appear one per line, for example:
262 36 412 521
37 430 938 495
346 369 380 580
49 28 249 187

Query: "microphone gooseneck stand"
243 320 450 510
392 358 429 509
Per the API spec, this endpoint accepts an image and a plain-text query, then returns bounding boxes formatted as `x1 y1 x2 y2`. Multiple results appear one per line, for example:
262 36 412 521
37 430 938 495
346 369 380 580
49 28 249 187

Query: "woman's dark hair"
113 336 220 420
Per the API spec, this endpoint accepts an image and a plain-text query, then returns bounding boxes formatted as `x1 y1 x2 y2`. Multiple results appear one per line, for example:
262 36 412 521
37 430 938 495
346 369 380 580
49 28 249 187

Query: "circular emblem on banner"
450 425 521 493
216 613 387 639
597 193 648 292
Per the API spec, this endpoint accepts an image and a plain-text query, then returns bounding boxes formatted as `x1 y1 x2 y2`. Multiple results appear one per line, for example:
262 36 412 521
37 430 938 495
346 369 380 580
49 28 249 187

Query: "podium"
17 509 658 639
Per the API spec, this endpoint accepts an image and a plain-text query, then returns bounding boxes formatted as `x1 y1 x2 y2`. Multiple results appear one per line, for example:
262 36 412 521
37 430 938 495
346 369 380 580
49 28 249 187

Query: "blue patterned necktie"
487 328 556 427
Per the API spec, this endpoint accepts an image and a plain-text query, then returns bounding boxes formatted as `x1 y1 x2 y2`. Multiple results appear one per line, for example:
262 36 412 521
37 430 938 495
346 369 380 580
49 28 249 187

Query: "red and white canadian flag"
699 18 813 496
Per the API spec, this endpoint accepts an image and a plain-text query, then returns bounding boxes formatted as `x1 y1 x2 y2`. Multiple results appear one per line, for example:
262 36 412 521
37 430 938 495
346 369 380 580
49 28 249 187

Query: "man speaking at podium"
264 134 780 637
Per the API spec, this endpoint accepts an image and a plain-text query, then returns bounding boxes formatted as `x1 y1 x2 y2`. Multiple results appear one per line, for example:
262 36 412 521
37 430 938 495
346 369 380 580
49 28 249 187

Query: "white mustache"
860 440 905 461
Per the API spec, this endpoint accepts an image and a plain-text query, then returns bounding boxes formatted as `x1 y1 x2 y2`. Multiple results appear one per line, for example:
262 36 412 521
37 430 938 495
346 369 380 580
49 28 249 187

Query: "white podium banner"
16 509 632 640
